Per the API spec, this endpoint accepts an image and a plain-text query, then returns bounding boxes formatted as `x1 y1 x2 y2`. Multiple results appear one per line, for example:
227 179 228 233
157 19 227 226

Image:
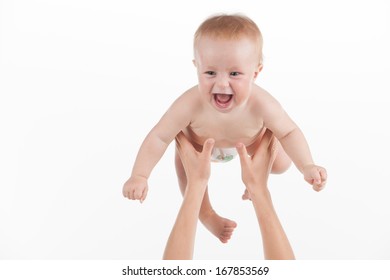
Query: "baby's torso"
184 107 264 152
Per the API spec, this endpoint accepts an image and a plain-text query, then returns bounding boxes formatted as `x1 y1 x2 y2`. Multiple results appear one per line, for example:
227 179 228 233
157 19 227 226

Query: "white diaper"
211 147 237 163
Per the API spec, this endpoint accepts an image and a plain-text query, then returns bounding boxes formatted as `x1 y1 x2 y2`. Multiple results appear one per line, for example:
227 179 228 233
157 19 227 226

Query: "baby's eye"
230 72 240 76
205 71 216 76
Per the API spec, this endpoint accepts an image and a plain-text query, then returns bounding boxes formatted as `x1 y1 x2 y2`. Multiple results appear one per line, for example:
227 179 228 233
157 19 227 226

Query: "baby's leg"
175 150 237 243
271 140 292 174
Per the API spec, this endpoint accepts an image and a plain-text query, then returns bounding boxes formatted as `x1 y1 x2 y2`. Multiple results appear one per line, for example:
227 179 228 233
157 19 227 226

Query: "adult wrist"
184 182 208 198
187 178 208 188
246 184 270 199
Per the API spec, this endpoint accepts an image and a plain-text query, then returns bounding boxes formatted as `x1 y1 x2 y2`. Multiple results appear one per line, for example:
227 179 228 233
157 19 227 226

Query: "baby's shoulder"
250 85 287 124
250 85 280 110
180 85 201 102
170 86 202 114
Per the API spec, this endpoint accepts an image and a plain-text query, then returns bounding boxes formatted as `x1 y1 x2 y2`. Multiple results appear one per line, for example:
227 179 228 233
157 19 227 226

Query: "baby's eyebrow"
229 66 243 70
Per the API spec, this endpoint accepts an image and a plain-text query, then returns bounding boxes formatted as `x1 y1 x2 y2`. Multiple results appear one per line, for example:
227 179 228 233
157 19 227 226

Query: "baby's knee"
271 158 291 174
271 151 292 174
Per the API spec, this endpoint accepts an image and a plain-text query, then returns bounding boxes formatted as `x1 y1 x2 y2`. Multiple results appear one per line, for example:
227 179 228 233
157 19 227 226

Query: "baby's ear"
254 64 263 79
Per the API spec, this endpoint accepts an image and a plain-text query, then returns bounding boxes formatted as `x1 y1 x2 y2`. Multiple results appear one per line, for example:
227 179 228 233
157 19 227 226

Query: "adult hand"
163 132 215 260
236 129 295 260
236 129 277 195
175 132 215 187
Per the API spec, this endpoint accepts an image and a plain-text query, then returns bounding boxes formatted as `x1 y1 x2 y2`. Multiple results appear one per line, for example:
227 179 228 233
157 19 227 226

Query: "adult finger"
201 138 215 158
236 142 250 168
269 137 278 162
263 129 275 151
175 131 192 153
253 129 274 160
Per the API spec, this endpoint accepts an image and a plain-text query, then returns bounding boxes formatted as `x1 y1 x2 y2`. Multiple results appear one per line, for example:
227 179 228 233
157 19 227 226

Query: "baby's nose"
215 74 230 89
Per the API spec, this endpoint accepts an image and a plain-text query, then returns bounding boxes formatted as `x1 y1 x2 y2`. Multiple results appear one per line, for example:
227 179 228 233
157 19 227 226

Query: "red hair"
194 14 263 64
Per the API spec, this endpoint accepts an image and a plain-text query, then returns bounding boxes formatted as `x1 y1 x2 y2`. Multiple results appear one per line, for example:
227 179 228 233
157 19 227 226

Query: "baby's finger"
125 191 132 200
133 188 144 200
312 173 327 191
319 168 327 181
304 176 314 185
313 185 322 192
318 178 327 190
140 187 148 203
313 181 326 192
312 169 322 185
128 189 135 200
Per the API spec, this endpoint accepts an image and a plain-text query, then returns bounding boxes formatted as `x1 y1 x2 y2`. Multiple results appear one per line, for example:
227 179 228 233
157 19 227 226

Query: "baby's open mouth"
214 93 233 108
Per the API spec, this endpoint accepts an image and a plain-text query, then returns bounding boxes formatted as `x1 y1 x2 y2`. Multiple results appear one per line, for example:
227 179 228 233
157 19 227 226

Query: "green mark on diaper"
217 154 234 162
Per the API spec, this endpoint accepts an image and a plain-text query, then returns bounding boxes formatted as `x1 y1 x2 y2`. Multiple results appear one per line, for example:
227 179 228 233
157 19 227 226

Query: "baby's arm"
123 89 198 201
258 91 327 191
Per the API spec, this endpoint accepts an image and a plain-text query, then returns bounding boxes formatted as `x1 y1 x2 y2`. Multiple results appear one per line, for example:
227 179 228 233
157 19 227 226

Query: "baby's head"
193 14 264 113
194 14 263 66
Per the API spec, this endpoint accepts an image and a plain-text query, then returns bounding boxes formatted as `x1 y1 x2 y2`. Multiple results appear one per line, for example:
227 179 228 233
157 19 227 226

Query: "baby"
123 14 327 243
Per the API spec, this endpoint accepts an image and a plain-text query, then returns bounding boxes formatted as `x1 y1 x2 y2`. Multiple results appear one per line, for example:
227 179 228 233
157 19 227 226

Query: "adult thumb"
236 143 249 166
202 138 215 157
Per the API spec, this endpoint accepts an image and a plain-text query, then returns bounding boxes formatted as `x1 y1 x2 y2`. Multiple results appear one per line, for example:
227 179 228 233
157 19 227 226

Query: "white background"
1 0 389 260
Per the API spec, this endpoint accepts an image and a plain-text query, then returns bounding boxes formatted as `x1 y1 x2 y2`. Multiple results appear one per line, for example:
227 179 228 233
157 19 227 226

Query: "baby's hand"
303 164 327 192
122 175 148 203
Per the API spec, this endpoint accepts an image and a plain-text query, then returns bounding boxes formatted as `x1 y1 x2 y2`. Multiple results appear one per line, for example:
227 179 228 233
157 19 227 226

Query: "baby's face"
194 36 261 113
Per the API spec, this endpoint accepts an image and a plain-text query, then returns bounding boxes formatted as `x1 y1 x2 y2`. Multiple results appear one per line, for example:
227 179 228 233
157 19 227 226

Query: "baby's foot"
201 210 237 243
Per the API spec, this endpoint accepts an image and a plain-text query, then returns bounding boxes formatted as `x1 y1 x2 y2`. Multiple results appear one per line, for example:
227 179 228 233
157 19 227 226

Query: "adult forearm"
163 184 206 260
250 188 295 260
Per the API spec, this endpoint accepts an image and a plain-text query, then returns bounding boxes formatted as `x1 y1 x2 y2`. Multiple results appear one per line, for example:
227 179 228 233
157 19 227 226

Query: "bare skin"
123 36 327 244
163 130 295 259
236 129 295 259
175 151 237 243
163 134 215 259
175 127 290 243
